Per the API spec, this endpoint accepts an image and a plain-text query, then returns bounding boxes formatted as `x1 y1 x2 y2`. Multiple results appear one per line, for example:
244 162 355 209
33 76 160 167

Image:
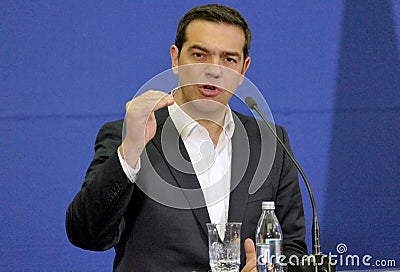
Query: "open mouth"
198 84 221 97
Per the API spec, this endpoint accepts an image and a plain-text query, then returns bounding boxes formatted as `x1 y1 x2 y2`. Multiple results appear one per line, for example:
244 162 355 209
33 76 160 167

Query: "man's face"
170 20 251 111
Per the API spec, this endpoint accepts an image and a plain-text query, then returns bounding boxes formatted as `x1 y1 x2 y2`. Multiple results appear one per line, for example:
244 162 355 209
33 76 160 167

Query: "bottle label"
256 239 283 272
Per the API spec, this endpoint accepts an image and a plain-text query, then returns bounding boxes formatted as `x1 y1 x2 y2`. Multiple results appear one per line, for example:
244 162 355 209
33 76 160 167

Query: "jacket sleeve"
274 126 308 257
65 120 135 251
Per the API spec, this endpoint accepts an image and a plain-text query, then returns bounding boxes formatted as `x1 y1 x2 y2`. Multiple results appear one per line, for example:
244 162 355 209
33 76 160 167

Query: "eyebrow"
188 44 242 60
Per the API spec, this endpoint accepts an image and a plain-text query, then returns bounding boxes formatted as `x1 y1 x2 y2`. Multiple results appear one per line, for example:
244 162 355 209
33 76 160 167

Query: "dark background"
1 0 399 270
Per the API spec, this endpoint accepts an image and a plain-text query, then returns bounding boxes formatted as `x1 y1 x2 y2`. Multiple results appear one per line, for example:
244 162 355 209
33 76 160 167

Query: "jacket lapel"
151 108 210 237
228 113 251 223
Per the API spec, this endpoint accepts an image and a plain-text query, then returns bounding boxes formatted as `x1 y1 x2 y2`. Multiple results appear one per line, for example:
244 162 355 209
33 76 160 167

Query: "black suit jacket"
66 107 307 271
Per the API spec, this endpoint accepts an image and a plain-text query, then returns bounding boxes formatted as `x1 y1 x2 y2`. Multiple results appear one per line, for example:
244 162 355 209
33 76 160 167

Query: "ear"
242 56 251 75
238 56 251 85
170 45 179 75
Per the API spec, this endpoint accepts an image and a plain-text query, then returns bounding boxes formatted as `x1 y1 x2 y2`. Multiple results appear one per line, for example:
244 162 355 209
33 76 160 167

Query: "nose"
204 63 222 78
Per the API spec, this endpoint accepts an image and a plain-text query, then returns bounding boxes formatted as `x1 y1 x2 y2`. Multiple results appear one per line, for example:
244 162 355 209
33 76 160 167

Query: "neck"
198 118 224 146
174 98 227 146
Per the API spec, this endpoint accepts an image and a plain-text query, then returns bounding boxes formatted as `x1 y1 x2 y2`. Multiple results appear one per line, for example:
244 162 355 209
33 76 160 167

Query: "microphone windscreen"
245 96 257 109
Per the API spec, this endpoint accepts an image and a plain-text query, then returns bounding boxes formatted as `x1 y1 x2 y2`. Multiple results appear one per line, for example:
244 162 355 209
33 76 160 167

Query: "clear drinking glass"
206 222 242 272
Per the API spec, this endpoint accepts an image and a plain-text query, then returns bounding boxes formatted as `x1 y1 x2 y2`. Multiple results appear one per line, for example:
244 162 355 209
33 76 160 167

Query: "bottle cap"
262 201 275 210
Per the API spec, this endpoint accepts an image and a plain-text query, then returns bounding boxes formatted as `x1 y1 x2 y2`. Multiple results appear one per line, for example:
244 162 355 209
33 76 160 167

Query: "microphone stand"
245 97 336 272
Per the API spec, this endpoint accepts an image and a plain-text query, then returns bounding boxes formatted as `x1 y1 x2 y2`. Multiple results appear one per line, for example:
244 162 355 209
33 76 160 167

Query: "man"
66 4 307 271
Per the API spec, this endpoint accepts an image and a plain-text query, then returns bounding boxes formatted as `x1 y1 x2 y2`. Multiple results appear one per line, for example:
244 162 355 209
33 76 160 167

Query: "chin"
182 98 228 119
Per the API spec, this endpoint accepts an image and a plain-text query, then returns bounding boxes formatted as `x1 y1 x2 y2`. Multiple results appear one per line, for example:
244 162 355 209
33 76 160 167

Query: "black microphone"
245 96 335 272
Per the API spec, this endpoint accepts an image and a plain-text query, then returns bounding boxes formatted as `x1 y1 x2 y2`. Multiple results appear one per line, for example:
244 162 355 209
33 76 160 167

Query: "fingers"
123 90 174 151
126 90 174 113
242 238 257 272
152 92 174 111
245 238 256 264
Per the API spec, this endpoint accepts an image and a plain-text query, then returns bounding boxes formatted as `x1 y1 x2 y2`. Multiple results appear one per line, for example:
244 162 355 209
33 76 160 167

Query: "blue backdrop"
1 1 399 271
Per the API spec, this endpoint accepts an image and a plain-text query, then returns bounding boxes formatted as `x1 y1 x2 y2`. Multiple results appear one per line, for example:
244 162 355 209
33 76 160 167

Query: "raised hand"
120 90 174 168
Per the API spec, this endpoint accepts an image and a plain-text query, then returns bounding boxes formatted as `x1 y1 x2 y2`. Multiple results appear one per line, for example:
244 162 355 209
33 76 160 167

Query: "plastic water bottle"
255 201 284 272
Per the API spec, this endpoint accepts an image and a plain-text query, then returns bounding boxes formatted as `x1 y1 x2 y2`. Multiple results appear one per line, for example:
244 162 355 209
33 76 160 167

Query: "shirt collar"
168 102 235 141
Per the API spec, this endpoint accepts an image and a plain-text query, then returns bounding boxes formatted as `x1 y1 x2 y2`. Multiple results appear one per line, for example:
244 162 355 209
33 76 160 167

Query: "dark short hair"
175 4 252 60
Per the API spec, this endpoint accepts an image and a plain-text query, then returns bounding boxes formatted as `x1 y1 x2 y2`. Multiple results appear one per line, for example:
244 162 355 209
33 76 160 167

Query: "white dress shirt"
118 102 234 235
168 102 234 229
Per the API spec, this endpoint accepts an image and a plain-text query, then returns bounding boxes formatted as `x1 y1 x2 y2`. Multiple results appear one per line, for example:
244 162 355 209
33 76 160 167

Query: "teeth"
203 85 216 90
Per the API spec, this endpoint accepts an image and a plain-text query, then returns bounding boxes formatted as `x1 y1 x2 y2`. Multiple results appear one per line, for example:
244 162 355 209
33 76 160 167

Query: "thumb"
245 238 256 264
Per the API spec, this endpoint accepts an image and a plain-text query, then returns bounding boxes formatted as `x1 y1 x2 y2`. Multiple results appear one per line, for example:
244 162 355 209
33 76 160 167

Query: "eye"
194 52 204 58
225 57 237 64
